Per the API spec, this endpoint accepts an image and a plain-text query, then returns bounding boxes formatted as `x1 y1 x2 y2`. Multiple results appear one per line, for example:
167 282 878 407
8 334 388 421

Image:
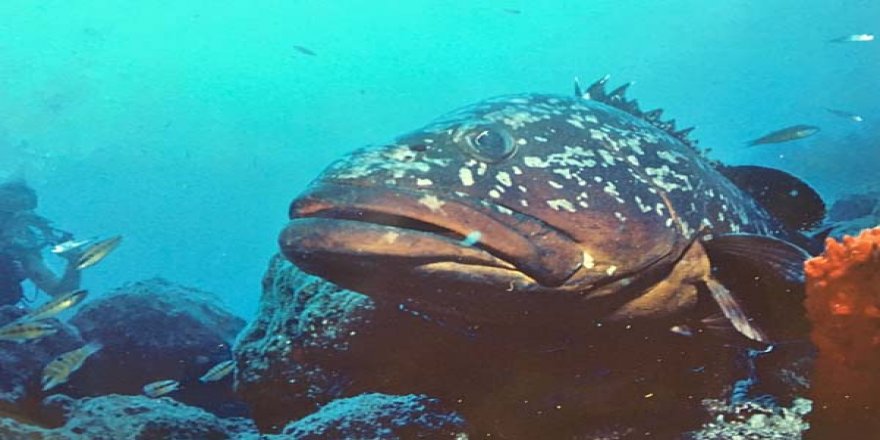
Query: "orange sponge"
804 227 880 436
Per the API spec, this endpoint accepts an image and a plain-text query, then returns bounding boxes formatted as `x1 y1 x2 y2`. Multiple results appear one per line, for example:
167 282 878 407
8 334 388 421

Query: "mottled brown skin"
281 93 785 337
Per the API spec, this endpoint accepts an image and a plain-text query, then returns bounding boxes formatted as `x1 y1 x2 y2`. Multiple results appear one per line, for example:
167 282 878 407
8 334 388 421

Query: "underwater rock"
804 227 880 437
687 397 811 439
0 305 83 420
67 278 247 417
279 393 467 439
0 394 260 440
824 191 880 237
235 256 746 437
233 254 378 431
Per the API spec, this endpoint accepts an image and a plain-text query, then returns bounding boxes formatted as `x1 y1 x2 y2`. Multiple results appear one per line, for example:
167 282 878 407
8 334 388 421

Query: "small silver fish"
199 359 235 383
747 124 820 146
0 321 58 343
18 289 88 323
143 379 180 398
42 342 102 391
669 324 694 337
829 33 874 43
292 45 317 56
825 108 863 122
75 235 122 270
51 238 96 255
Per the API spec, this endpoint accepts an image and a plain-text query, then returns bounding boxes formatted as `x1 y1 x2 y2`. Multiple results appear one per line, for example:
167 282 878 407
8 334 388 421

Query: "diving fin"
716 165 825 231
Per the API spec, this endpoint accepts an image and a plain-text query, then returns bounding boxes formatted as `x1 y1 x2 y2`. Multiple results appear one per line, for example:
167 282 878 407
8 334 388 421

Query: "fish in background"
747 124 820 146
199 359 235 383
42 342 102 391
0 321 58 343
292 45 317 57
75 235 123 270
143 379 181 398
16 289 88 323
825 108 864 122
51 238 96 256
829 33 874 43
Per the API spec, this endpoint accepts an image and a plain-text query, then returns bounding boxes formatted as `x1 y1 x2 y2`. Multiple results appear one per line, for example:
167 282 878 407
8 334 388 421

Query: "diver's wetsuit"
0 252 25 306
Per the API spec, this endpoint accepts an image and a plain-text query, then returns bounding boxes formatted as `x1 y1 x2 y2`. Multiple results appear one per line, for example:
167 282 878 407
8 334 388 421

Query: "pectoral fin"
700 233 811 342
704 276 769 343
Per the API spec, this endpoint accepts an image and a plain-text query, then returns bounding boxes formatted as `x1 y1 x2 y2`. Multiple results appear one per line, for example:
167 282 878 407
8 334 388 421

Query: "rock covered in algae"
280 393 467 439
0 394 259 440
824 191 880 238
67 278 247 417
233 254 380 431
687 397 812 440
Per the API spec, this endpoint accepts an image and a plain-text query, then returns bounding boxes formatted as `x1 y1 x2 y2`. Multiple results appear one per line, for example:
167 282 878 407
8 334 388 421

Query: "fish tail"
84 341 103 356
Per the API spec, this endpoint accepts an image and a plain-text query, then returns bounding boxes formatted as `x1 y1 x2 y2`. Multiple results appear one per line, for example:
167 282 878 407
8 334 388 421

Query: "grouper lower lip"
280 182 585 287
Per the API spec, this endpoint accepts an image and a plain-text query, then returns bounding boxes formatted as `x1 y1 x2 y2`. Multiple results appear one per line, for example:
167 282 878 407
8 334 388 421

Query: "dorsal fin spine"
578 76 698 148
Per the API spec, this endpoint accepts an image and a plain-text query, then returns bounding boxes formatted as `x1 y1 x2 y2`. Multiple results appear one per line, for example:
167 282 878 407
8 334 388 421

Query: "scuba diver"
0 180 83 306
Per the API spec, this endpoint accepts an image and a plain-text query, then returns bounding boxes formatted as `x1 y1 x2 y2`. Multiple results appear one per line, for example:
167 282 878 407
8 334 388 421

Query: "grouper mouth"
280 182 586 288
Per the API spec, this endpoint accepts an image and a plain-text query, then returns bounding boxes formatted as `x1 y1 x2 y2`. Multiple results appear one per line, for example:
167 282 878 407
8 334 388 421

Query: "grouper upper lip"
281 182 586 287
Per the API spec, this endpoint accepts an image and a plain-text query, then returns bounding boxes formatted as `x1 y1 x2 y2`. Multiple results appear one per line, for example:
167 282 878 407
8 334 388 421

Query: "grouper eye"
463 127 516 163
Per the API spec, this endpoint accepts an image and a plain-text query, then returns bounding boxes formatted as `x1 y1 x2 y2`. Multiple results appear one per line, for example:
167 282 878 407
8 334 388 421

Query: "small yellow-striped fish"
75 235 123 270
18 290 88 323
0 321 58 343
51 238 96 255
143 379 180 398
199 359 235 383
42 342 102 391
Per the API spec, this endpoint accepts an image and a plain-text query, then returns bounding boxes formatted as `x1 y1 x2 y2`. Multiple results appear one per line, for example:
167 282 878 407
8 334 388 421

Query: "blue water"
1 1 877 318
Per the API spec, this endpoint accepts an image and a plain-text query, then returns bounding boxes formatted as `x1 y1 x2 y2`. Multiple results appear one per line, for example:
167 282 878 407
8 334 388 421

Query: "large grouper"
280 76 825 347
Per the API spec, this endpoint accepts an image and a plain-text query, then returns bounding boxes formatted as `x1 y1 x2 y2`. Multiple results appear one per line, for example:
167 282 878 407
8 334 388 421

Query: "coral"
66 278 248 417
280 393 467 439
804 226 880 436
687 397 811 440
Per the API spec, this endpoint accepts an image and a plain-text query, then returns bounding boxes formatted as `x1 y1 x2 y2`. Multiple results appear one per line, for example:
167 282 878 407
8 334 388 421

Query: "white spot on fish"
382 231 400 244
524 156 548 168
418 195 445 212
534 136 548 143
496 172 513 187
548 180 564 189
459 168 475 187
496 205 514 215
516 138 527 146
476 162 487 176
489 189 501 199
603 182 621 198
416 178 433 186
520 200 529 207
511 166 523 175
606 265 617 276
582 251 596 269
547 199 577 212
